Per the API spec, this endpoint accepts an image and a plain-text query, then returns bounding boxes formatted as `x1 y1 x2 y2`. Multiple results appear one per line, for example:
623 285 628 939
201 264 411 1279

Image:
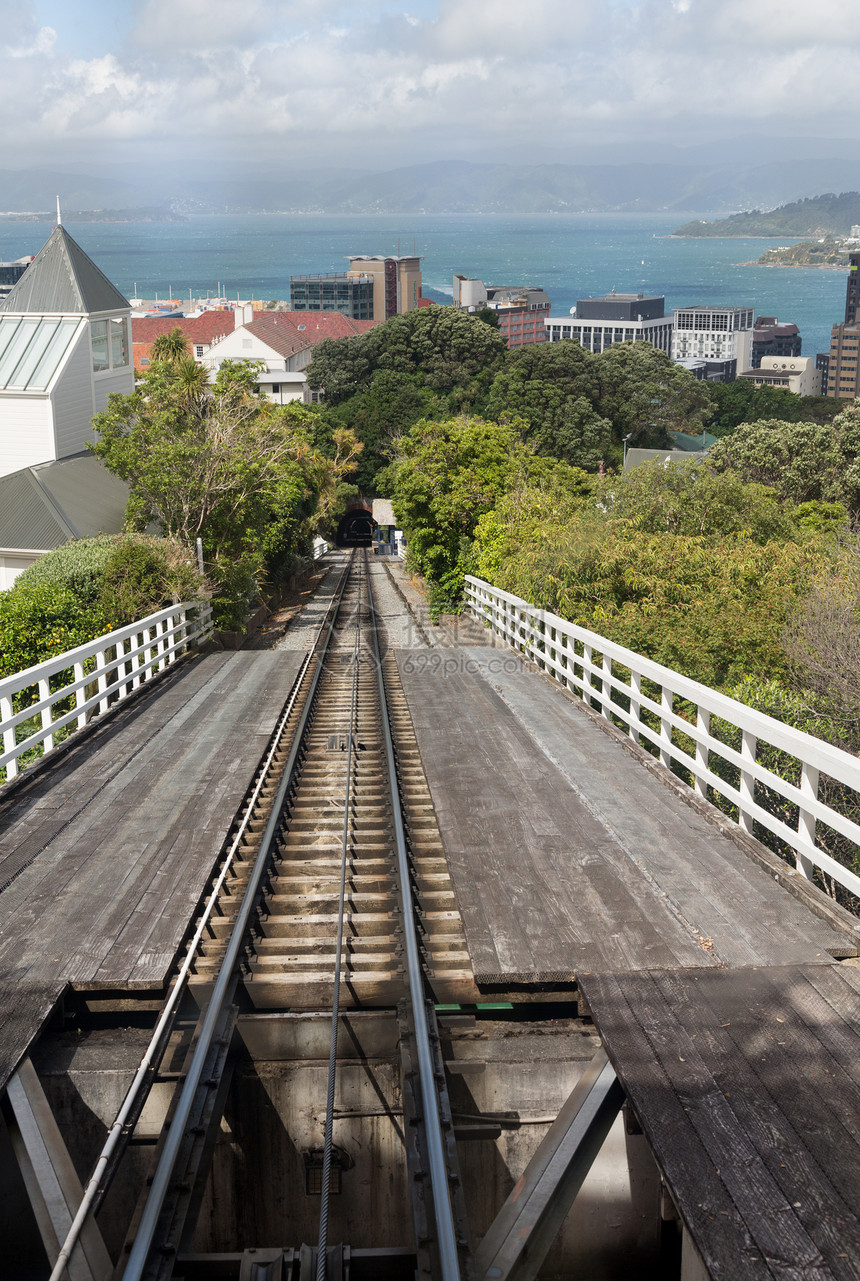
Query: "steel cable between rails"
316 556 364 1281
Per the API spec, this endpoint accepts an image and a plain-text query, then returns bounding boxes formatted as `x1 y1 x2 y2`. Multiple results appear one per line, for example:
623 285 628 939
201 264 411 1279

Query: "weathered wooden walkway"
396 647 856 983
396 643 860 1280
0 650 303 1092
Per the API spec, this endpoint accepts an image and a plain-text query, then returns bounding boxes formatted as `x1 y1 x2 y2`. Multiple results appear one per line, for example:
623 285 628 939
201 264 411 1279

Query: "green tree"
307 307 507 408
90 361 358 625
591 458 797 543
485 341 611 468
325 370 446 490
707 418 850 507
595 342 712 445
150 327 190 364
706 379 840 436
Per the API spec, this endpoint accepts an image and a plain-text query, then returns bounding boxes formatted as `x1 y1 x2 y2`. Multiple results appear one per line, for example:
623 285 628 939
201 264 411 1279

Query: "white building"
737 355 822 397
0 223 134 478
544 313 673 354
671 306 754 379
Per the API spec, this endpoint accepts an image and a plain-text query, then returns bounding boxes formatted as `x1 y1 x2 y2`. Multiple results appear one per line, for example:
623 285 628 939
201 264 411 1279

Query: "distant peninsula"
741 239 855 269
0 207 186 223
673 191 860 238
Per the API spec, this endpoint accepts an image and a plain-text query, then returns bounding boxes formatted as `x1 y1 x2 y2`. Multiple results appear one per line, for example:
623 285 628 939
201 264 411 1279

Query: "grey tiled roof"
0 226 129 317
0 454 129 552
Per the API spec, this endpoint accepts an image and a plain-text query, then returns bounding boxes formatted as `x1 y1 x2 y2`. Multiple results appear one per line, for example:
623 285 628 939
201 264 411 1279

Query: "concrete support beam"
3 1057 113 1281
473 1048 623 1281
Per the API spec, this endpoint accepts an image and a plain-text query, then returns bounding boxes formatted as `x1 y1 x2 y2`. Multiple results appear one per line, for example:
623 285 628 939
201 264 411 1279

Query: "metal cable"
316 557 363 1281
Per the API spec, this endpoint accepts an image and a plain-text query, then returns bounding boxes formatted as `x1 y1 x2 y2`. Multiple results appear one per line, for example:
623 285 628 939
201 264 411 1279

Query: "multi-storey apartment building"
671 306 754 381
544 292 673 354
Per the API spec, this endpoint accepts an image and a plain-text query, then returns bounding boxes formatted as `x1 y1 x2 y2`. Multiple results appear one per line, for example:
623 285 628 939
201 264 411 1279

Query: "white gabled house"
0 222 134 479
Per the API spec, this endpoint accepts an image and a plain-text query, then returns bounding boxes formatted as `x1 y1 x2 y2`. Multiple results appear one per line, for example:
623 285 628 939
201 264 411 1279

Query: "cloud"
2 0 860 174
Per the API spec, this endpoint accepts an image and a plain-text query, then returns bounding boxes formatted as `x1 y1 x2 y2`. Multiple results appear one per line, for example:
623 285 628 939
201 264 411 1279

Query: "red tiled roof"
131 312 236 345
243 311 381 358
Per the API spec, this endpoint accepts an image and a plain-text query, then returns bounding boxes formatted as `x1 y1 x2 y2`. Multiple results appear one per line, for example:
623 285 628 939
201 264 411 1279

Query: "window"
91 320 109 372
110 318 129 367
195 344 205 357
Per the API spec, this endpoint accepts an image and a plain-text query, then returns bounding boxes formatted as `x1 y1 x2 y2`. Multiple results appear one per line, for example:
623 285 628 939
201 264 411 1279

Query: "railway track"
95 549 478 1280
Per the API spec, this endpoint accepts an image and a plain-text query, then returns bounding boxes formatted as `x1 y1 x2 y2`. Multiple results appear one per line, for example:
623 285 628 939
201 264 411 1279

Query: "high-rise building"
671 306 754 381
0 256 33 299
290 256 422 321
347 256 422 320
545 292 672 354
824 252 860 399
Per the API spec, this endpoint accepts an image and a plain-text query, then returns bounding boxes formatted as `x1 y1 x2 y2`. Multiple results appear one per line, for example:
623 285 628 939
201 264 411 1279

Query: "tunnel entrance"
336 505 375 547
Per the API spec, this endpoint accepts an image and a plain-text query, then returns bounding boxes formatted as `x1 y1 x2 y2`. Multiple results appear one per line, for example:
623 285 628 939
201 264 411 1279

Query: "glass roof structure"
0 316 80 392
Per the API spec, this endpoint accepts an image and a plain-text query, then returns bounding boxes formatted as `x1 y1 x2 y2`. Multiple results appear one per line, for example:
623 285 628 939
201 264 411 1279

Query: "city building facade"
290 256 421 321
289 272 375 319
750 317 801 368
737 355 821 397
453 276 550 348
824 252 860 400
131 311 235 369
671 306 754 381
544 293 673 354
0 257 33 299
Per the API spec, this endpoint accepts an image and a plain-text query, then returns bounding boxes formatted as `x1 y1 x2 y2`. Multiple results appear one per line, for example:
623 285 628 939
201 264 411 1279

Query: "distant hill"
674 192 860 237
3 162 860 218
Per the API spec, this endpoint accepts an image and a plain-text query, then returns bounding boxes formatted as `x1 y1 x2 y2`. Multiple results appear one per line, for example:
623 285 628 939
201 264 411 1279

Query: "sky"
3 0 860 182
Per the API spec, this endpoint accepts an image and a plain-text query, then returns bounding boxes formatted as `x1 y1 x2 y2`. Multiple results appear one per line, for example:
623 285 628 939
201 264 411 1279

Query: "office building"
671 306 754 381
751 317 801 368
291 256 422 321
544 292 673 354
825 252 860 399
453 276 550 348
289 272 375 319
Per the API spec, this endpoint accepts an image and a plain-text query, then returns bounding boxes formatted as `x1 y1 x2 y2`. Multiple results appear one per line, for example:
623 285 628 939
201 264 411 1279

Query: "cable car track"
114 549 476 1280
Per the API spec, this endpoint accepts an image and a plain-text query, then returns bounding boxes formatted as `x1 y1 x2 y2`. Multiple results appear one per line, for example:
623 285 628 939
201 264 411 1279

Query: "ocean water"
0 212 847 358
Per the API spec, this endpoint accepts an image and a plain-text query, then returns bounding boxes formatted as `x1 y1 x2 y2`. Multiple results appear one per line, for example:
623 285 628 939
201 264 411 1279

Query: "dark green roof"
0 226 129 317
0 454 129 552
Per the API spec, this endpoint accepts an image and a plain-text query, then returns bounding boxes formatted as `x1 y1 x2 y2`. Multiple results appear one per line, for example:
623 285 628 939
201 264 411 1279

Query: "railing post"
739 730 757 835
38 677 54 753
1 693 17 780
602 652 612 720
582 643 592 705
95 647 109 714
797 761 819 879
115 640 128 700
629 670 641 746
74 660 86 727
659 686 673 768
694 707 710 799
132 631 144 689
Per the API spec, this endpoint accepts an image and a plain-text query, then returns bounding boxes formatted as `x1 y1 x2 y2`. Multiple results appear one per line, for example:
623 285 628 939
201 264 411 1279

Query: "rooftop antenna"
56 196 62 227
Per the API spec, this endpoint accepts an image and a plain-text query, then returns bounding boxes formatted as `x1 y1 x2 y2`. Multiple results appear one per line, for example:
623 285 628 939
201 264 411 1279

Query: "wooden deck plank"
395 649 717 981
0 651 303 1087
454 648 854 967
580 964 860 1281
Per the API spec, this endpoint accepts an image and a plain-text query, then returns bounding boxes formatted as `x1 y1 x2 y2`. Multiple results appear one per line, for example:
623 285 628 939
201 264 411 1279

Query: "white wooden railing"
0 601 213 784
465 576 860 903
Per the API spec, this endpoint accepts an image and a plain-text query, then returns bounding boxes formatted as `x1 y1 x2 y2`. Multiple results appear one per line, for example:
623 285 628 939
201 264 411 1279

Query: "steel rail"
365 550 463 1281
46 644 324 1281
120 553 355 1281
316 556 364 1280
